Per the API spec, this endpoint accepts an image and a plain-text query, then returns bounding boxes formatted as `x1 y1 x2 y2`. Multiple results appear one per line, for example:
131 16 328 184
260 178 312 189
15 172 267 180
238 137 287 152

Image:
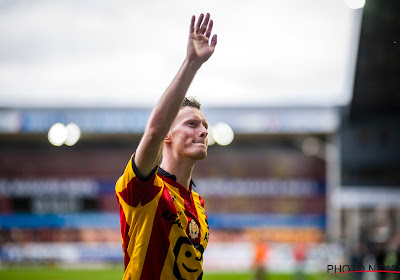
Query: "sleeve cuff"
131 153 159 182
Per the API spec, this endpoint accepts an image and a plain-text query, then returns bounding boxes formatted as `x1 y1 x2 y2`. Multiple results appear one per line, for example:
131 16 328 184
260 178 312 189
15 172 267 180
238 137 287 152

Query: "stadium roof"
349 0 400 120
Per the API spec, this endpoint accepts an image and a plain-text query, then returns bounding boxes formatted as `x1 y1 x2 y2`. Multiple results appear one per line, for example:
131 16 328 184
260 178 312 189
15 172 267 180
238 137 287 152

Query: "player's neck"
160 156 195 190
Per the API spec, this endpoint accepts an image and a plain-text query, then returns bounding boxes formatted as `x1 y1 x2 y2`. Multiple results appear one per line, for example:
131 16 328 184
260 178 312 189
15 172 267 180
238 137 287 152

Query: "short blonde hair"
182 97 201 109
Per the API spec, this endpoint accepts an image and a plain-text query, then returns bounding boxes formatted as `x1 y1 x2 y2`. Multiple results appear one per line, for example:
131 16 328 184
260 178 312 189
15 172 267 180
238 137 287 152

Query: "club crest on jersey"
188 219 199 240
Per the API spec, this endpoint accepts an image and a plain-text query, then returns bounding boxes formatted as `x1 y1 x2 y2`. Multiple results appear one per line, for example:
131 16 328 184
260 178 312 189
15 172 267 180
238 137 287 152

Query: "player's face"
169 107 208 160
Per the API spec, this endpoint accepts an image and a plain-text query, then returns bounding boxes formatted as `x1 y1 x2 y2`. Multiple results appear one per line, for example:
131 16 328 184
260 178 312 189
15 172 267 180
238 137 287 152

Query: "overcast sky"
0 0 363 108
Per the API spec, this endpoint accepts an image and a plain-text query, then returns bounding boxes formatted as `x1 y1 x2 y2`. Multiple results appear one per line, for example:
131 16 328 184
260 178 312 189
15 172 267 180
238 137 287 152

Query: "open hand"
187 13 217 67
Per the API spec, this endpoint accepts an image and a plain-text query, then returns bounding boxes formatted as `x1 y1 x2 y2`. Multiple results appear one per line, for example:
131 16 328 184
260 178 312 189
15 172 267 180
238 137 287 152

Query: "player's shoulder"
192 189 206 206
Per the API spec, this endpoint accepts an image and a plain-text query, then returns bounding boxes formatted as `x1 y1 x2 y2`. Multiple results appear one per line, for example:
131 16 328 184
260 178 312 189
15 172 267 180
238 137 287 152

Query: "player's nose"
200 127 208 138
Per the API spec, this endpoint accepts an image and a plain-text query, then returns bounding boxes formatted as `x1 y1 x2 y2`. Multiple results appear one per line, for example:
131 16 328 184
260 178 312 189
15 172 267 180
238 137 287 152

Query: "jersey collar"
158 167 196 191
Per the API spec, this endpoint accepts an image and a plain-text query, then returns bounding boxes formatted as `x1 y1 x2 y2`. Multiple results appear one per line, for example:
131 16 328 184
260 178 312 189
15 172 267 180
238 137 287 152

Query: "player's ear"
164 134 172 144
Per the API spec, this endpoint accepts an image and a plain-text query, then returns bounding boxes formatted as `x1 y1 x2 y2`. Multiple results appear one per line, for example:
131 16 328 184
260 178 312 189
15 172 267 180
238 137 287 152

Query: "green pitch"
0 267 346 280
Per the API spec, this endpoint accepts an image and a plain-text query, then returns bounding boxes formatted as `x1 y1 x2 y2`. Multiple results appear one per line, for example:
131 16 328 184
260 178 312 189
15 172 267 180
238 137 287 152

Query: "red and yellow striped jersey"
115 154 209 280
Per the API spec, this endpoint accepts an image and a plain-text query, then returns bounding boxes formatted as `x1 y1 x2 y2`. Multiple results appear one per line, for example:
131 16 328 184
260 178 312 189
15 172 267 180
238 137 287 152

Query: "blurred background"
0 0 399 279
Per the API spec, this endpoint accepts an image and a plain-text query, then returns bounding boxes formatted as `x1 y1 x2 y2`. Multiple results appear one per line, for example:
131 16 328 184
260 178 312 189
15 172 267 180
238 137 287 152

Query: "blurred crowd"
0 228 120 244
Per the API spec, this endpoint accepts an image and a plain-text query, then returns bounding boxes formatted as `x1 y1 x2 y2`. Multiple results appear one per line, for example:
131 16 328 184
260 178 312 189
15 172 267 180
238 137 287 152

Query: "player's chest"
160 185 208 244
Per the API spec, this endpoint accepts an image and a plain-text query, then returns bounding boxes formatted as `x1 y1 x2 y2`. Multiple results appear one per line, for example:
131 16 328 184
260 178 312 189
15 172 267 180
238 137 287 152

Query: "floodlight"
213 122 234 146
65 123 81 146
48 123 67 146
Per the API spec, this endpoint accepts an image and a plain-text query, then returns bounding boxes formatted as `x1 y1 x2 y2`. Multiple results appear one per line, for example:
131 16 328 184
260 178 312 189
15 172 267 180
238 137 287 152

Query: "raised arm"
134 13 217 178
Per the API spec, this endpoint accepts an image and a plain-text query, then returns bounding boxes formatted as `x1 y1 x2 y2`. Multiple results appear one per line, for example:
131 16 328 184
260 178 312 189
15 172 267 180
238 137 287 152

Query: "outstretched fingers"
205 20 213 38
199 13 210 34
194 13 204 33
190 15 195 34
190 13 217 48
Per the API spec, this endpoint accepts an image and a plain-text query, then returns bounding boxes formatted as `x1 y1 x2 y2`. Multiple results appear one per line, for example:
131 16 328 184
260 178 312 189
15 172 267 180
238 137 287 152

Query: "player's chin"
192 149 207 160
197 151 207 160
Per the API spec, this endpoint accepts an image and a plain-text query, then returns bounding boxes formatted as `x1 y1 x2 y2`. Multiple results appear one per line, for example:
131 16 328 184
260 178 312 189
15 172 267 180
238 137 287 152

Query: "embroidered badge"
188 219 199 240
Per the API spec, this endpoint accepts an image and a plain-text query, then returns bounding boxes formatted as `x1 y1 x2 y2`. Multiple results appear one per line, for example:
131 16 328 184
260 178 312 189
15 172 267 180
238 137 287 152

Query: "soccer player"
115 13 217 280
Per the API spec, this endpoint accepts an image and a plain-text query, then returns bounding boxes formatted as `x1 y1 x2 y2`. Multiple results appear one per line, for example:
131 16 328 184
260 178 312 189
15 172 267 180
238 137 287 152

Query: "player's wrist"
184 57 203 72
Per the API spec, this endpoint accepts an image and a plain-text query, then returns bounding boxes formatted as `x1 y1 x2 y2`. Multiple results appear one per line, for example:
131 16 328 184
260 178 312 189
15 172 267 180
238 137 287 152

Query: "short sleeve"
115 153 161 208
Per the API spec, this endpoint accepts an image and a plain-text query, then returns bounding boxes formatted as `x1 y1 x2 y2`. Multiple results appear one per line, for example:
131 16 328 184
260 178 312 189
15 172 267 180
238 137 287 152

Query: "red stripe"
117 199 131 270
140 186 177 279
199 195 205 208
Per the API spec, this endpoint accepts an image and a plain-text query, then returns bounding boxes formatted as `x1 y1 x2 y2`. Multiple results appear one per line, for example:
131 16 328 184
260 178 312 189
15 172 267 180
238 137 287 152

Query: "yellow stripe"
115 155 136 193
192 192 209 250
